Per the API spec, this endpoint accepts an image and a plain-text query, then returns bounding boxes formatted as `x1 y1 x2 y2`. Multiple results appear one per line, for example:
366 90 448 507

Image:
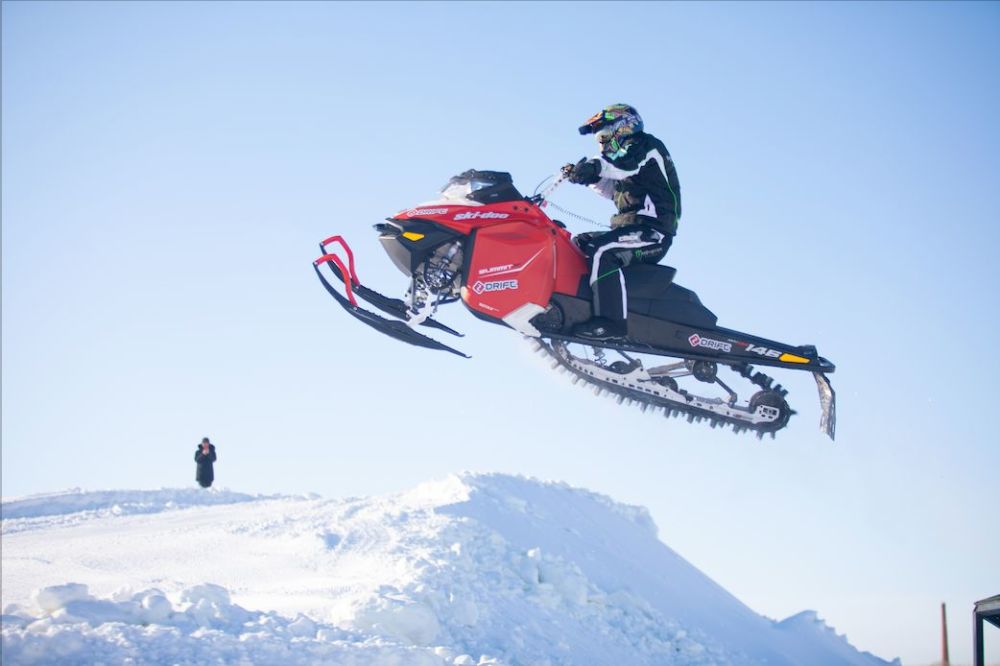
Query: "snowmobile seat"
574 264 717 327
624 265 718 327
629 286 718 328
622 264 676 298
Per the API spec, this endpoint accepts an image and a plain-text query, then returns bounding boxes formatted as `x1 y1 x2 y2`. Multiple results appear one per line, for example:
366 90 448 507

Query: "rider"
563 104 681 341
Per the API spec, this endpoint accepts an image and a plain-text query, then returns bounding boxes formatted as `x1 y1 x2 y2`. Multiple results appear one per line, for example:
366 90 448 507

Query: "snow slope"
1 474 898 665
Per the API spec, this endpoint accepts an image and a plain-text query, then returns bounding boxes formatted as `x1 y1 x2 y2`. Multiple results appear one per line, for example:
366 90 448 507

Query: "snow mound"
1 472 899 665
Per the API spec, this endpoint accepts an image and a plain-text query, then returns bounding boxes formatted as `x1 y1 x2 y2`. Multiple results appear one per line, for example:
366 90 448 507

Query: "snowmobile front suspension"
313 235 468 357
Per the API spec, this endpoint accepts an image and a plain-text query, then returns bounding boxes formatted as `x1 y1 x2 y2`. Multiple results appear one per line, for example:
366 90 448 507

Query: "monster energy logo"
634 247 659 259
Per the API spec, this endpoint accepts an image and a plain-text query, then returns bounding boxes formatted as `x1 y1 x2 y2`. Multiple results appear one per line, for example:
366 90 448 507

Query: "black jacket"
195 444 217 487
582 132 681 235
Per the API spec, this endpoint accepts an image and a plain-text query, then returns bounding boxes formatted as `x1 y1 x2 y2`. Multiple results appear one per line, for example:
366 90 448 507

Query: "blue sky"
3 2 999 663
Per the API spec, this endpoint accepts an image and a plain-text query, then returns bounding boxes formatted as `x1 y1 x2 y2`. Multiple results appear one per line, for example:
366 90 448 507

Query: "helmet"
578 104 643 158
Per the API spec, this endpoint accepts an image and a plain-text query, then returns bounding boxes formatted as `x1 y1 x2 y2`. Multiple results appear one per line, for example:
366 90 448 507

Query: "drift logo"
454 211 510 221
406 208 449 217
688 334 732 352
472 279 519 294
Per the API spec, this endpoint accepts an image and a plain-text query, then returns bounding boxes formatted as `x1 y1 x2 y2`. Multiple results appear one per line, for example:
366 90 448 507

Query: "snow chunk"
354 589 441 645
180 582 231 607
33 583 93 613
288 614 317 638
537 555 589 606
138 591 174 624
401 474 473 510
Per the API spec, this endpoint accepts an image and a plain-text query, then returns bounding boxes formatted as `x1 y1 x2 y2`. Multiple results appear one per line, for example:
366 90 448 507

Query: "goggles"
578 109 618 135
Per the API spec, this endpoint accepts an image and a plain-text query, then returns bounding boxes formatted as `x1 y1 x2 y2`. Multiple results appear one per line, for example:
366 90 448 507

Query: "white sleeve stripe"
597 148 669 183
587 177 616 200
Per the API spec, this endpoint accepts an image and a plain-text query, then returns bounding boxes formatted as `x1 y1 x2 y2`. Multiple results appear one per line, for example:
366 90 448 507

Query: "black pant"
583 225 672 321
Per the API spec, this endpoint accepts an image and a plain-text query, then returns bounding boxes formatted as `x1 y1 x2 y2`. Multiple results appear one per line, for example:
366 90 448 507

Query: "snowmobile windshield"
439 176 495 202
438 170 523 204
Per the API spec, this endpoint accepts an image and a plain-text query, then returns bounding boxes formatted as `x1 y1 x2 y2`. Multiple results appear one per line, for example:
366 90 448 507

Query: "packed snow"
1 473 898 665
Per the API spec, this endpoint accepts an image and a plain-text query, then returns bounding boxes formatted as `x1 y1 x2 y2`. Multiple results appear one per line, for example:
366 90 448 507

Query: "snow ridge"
1 487 295 520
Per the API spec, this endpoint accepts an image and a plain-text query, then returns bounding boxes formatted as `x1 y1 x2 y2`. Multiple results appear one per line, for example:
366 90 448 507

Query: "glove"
566 158 601 185
573 231 601 254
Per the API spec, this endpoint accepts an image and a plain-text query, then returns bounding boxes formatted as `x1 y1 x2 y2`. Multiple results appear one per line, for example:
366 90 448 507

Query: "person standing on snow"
562 104 681 341
194 437 217 489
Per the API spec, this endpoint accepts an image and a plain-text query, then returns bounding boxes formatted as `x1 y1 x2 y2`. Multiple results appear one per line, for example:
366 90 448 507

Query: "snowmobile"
313 170 836 439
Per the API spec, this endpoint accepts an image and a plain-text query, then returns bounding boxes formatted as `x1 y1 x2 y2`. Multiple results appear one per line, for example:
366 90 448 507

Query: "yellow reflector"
402 232 425 241
779 353 810 364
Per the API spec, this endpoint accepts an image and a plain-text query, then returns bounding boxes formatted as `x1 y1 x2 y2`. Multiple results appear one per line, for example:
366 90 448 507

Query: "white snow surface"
1 473 899 665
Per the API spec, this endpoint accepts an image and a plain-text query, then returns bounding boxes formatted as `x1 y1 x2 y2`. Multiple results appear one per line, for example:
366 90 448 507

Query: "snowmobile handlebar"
527 169 568 207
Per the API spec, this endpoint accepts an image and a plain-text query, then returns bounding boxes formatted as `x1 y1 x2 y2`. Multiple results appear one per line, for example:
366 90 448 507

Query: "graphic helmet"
578 104 643 157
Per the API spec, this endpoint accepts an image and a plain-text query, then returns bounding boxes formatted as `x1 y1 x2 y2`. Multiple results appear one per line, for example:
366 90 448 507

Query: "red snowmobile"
313 170 836 439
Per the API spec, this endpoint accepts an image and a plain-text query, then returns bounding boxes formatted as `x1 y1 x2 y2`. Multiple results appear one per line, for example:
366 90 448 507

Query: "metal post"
941 602 950 666
975 607 984 666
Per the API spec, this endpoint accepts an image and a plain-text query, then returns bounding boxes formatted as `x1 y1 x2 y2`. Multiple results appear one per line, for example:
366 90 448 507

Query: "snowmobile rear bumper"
313 236 469 358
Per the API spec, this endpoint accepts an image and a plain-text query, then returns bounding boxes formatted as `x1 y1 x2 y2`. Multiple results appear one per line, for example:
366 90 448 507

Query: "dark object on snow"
194 437 217 488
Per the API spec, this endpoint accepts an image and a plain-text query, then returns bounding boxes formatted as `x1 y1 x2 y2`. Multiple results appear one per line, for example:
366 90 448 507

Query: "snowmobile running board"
312 236 469 358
